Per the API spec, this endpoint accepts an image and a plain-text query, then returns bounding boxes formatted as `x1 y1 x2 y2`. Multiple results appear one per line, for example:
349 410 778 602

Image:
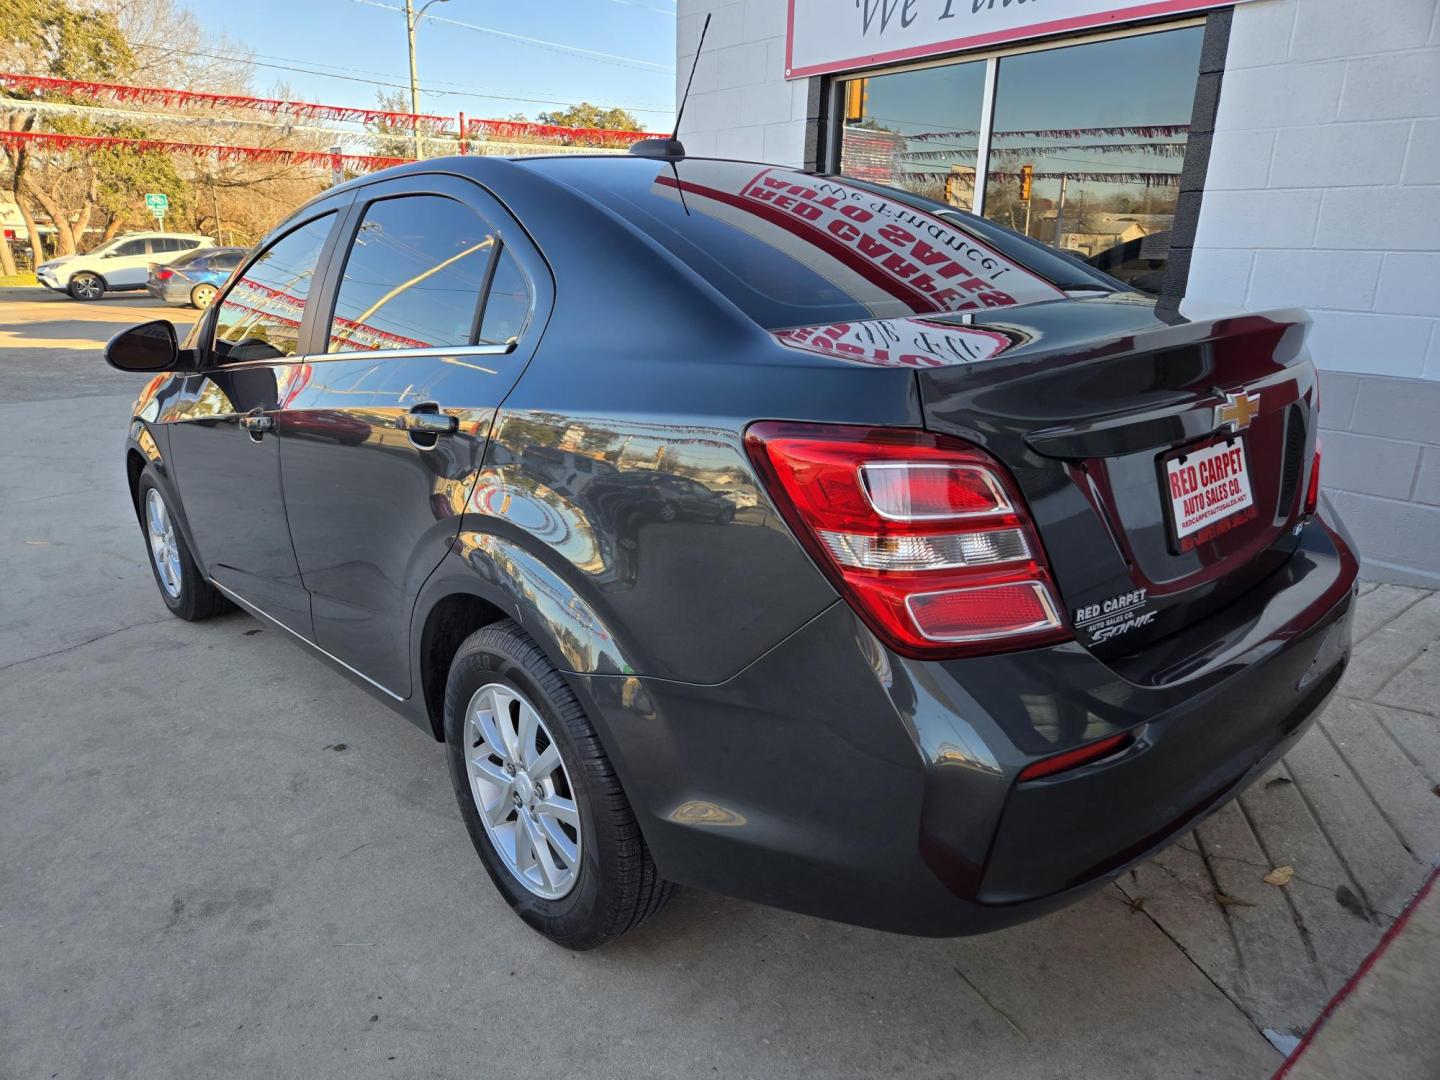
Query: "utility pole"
404 0 449 161
1054 174 1069 248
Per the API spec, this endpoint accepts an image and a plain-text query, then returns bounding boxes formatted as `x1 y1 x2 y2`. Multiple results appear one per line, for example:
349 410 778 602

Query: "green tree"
534 103 642 132
2 0 140 258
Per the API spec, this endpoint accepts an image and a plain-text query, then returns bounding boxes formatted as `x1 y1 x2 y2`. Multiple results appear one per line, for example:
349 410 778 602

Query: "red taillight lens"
155 268 173 281
1304 437 1322 516
745 422 1070 658
1017 733 1132 782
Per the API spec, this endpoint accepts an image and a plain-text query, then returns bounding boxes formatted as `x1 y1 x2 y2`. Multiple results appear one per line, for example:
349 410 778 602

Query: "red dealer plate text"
1163 437 1255 552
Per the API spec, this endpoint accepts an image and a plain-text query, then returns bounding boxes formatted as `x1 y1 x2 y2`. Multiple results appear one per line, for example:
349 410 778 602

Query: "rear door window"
477 248 532 346
327 195 497 353
211 214 334 364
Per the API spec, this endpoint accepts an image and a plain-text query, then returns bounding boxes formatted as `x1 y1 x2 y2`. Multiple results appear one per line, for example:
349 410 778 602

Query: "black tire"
444 620 675 949
135 468 230 621
68 272 104 301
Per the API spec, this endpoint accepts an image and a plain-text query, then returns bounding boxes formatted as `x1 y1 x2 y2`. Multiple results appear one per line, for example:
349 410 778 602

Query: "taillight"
745 422 1070 658
155 268 174 282
1304 437 1322 515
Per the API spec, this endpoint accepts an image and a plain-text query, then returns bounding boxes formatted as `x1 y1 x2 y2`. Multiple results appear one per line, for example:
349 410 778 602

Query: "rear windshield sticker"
773 318 1025 368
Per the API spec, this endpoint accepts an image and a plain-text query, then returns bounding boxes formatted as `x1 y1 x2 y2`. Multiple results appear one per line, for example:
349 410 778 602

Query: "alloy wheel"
71 274 102 300
464 682 582 899
145 488 183 598
192 284 217 308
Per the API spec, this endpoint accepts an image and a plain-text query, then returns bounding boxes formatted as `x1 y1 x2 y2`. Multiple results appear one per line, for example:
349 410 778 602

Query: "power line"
153 44 674 116
349 0 675 73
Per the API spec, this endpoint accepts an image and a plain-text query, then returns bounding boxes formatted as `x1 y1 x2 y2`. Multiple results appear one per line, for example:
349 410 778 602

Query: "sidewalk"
1277 865 1440 1079
1122 583 1440 1059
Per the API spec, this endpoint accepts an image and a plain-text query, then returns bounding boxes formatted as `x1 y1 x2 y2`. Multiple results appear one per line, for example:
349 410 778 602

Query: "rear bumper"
147 281 189 303
575 508 1358 935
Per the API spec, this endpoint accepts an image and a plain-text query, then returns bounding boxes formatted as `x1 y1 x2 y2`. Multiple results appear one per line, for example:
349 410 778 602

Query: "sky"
182 0 678 130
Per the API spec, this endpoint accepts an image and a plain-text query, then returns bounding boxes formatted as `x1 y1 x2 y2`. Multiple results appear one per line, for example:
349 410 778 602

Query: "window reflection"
329 195 496 353
478 248 532 346
213 213 333 364
982 28 1203 292
837 27 1205 295
839 60 987 210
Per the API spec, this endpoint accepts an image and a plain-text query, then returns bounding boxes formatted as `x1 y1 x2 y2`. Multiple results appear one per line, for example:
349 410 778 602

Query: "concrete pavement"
1 286 1436 1078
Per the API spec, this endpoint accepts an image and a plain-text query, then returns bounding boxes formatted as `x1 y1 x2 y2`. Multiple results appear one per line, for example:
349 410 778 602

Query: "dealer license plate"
1163 437 1256 552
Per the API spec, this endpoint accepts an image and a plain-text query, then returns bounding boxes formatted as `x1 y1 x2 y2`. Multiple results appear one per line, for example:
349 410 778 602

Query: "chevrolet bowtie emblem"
1216 390 1261 433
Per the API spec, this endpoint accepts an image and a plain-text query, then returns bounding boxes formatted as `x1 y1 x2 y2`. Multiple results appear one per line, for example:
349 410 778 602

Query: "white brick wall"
1187 0 1440 381
676 0 808 166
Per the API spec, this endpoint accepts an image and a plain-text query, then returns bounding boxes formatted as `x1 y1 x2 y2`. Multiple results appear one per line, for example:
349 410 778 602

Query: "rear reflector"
1018 733 1132 782
1304 437 1322 516
745 421 1070 659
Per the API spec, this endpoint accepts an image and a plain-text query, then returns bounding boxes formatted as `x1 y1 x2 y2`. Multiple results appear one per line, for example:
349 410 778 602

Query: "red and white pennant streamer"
0 129 409 172
1 72 453 130
463 117 665 148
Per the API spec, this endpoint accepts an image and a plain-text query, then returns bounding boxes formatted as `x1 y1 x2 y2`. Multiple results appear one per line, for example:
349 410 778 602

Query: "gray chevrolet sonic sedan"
105 151 1356 949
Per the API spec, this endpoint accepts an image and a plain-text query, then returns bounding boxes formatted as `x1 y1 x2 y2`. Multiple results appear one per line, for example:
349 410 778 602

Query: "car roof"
115 231 213 239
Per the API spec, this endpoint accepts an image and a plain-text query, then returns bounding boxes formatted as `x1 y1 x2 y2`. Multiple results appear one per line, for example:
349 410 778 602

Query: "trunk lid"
850 296 1318 658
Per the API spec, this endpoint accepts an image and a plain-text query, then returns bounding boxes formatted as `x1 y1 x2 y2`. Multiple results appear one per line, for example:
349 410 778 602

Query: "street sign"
144 193 169 214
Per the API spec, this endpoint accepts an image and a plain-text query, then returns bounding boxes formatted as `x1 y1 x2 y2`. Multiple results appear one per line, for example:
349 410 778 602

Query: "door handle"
397 408 457 435
240 410 275 434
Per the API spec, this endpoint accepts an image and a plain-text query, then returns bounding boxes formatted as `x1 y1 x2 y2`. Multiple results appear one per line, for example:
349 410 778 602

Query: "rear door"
103 237 154 287
165 204 350 633
277 174 549 696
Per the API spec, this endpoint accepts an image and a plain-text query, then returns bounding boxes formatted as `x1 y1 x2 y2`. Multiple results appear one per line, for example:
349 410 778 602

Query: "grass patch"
0 273 39 287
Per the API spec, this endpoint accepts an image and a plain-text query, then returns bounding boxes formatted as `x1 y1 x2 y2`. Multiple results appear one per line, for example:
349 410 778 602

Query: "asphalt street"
1 285 1434 1079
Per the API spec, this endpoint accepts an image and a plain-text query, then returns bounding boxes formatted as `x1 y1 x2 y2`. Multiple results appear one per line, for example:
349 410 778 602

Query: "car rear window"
523 157 1115 330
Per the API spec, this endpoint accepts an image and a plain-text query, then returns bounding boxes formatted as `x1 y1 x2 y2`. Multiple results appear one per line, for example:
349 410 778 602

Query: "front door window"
212 214 334 363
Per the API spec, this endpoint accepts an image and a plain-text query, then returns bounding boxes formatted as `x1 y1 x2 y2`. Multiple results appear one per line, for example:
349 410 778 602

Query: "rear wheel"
68 272 103 301
190 283 218 309
444 620 675 949
136 469 229 621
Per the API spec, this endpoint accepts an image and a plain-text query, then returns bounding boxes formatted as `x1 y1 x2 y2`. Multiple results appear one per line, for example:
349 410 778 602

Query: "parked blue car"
146 246 247 308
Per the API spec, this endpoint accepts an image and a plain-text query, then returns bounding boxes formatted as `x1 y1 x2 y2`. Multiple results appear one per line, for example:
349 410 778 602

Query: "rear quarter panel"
446 164 929 683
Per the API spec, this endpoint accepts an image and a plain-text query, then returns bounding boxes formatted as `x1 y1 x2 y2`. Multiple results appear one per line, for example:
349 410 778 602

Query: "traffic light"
1019 164 1034 201
844 79 869 122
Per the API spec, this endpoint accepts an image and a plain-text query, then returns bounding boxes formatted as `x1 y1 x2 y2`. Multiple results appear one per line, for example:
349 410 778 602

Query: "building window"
839 59 987 210
836 25 1205 294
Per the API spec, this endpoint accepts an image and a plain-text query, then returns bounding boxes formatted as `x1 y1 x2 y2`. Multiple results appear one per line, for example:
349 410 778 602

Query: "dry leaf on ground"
1263 865 1295 887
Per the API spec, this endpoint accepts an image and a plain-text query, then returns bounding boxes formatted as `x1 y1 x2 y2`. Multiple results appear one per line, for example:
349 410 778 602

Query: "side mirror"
105 320 188 373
